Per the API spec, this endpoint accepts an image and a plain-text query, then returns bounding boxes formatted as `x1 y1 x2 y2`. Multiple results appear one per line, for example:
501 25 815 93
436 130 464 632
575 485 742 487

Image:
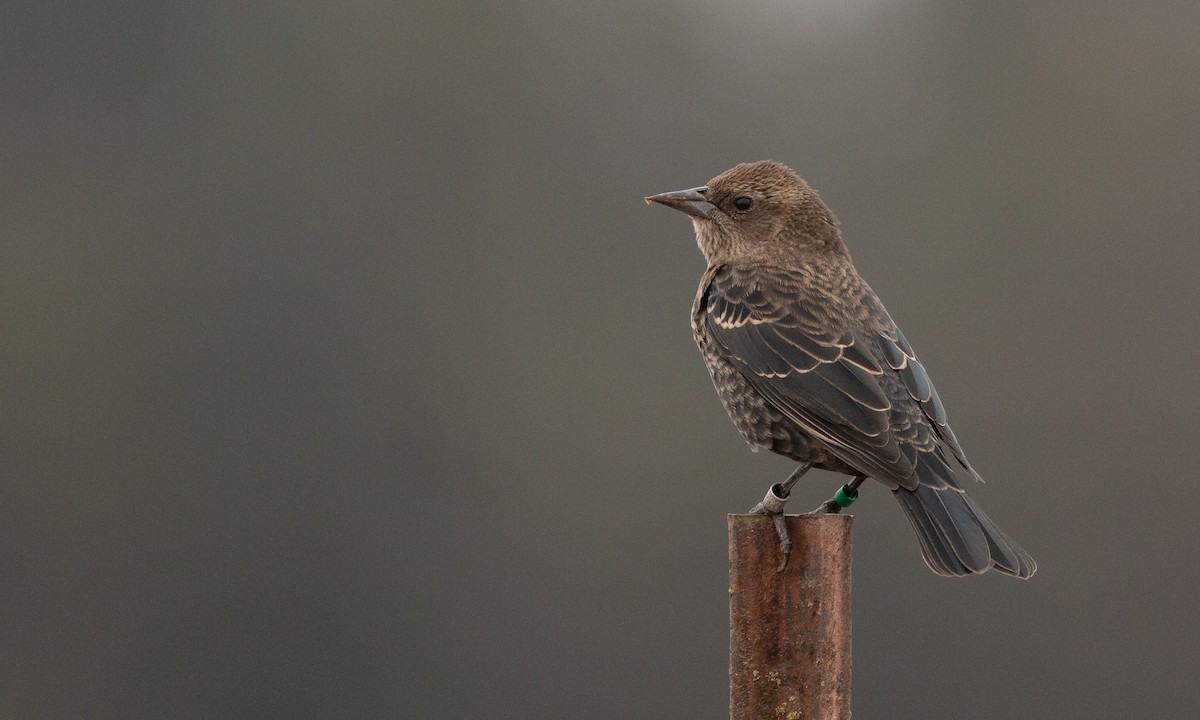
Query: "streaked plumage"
649 160 1035 578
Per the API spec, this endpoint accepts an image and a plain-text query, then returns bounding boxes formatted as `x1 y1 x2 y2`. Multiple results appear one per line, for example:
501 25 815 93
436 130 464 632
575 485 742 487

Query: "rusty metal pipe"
728 513 853 720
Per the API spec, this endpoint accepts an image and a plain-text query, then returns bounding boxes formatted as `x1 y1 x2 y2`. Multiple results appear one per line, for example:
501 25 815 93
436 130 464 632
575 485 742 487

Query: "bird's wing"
703 264 976 492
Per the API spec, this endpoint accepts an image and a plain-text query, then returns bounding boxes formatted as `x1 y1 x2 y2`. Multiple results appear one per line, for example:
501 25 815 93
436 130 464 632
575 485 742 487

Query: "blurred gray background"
4 1 1198 718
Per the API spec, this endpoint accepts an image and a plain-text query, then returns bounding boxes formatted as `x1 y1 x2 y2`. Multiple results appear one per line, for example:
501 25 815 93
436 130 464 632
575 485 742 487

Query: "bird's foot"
748 462 812 572
813 498 843 514
810 474 867 515
750 483 792 572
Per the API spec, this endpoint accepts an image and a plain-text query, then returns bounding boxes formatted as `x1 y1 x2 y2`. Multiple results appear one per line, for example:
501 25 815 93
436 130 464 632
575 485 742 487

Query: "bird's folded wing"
704 265 977 492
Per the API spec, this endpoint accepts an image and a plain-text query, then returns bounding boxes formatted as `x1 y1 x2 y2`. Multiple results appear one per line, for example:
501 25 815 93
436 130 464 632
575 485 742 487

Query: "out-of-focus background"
4 1 1199 718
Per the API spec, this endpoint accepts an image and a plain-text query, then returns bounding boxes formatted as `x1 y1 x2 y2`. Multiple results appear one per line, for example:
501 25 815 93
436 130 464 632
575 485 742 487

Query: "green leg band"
833 484 859 508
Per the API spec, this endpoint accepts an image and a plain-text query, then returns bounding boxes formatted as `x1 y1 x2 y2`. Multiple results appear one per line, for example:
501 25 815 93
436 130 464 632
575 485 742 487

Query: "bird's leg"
812 474 867 514
749 462 812 572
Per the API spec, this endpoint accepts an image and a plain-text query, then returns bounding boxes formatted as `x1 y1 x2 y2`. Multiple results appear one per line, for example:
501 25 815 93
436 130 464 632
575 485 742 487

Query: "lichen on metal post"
728 513 853 720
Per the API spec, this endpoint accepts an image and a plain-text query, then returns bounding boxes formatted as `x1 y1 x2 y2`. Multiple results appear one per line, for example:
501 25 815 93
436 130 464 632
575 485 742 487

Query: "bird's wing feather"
704 265 974 491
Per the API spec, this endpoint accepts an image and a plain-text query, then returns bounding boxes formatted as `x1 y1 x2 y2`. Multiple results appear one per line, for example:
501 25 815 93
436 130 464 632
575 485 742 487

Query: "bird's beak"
644 186 717 220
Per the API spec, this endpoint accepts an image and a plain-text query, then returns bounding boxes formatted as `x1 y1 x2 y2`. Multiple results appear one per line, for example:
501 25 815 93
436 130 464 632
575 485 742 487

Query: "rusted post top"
729 513 853 720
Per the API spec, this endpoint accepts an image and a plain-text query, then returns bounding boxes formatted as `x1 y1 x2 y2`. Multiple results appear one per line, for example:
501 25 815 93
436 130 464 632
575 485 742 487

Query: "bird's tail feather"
894 484 1036 578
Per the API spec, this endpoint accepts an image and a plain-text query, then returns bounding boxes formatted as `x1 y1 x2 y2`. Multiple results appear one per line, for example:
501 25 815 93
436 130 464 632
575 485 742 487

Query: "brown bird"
646 160 1035 578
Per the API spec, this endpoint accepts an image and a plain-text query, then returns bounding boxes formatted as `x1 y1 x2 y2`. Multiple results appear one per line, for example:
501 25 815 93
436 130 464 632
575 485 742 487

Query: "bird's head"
645 160 847 266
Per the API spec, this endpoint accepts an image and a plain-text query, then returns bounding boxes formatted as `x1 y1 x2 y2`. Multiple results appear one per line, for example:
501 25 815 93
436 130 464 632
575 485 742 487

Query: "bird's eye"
733 196 753 212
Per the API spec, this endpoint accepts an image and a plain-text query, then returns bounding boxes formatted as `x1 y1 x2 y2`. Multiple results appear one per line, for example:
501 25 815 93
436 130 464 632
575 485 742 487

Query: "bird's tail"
894 484 1036 578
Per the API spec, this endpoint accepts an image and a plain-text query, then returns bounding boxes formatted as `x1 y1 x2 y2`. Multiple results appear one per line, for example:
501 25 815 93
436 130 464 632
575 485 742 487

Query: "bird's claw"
751 483 793 572
811 499 842 514
773 514 791 571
